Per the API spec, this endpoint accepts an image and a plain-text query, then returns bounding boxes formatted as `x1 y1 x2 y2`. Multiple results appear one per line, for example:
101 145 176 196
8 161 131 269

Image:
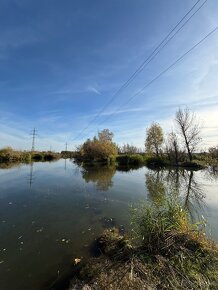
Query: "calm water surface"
0 159 217 290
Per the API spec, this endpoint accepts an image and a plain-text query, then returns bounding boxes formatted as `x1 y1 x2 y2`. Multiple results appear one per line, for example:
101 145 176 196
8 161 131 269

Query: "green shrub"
108 155 116 165
116 155 129 165
128 154 144 165
181 161 204 169
31 153 44 161
116 154 145 165
145 156 167 168
43 152 59 161
22 152 32 162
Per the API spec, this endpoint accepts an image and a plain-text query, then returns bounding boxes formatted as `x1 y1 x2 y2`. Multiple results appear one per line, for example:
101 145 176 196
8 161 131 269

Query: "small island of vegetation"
73 108 218 171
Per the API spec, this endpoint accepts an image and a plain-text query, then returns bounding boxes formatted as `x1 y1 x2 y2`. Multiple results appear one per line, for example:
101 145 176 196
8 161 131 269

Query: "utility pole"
64 158 67 171
65 142 68 151
30 128 37 152
29 163 34 188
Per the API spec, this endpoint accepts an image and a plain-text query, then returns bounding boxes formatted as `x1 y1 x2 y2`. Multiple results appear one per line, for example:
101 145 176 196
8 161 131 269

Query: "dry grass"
69 201 218 290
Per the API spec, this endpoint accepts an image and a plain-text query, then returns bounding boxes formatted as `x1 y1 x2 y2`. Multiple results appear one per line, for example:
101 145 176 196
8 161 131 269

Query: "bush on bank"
145 156 168 168
116 154 145 165
75 138 118 163
0 147 31 162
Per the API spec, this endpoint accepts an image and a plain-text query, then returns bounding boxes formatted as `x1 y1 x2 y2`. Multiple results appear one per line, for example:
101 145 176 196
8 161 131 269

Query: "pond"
0 159 217 290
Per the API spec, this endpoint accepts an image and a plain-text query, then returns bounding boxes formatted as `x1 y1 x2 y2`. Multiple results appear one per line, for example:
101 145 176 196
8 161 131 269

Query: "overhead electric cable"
72 0 207 141
98 26 218 126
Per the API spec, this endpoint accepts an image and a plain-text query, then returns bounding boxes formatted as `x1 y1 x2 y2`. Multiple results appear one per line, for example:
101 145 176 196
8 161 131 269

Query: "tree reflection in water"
145 170 166 205
0 162 21 169
145 168 206 221
80 163 143 191
182 170 205 220
204 165 218 181
81 164 116 191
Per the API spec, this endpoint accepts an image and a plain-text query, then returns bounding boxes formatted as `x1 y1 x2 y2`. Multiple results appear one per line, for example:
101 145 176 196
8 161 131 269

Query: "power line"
30 128 37 152
98 26 218 126
72 0 207 141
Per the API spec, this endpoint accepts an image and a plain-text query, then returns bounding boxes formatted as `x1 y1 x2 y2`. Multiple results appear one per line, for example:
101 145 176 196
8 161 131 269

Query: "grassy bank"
0 147 60 163
73 153 207 170
74 153 146 166
69 200 218 290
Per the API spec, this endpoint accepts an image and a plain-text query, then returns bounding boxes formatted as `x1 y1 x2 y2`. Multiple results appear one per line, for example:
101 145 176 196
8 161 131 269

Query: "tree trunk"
182 128 192 162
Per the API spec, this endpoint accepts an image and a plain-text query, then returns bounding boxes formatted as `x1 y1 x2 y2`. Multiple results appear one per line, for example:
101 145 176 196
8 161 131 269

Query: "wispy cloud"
86 86 101 95
1 0 218 150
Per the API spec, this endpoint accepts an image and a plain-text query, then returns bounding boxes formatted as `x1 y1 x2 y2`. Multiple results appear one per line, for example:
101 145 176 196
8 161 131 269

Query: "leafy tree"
175 108 201 161
78 129 117 161
98 129 114 142
145 123 164 157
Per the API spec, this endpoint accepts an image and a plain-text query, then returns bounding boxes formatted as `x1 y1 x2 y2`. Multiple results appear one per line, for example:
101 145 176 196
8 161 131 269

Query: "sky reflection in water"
0 159 217 290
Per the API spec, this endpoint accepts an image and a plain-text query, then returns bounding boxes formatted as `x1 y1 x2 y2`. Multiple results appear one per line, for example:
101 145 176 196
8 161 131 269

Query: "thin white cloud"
86 86 101 95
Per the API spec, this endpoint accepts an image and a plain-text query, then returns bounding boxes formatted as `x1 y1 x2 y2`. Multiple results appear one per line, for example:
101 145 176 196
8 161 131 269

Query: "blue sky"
0 0 218 151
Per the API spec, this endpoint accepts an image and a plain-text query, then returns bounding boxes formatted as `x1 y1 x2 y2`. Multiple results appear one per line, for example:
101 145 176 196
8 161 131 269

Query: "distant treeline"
1 108 217 168
73 108 218 169
0 147 60 163
60 150 76 159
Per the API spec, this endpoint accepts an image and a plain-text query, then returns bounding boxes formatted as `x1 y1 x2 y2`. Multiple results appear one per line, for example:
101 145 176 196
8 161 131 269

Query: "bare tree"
208 145 218 158
165 131 180 165
175 108 201 161
119 143 139 154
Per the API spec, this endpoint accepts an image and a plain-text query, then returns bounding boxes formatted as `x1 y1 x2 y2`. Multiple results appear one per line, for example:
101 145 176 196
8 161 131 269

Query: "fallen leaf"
74 258 81 265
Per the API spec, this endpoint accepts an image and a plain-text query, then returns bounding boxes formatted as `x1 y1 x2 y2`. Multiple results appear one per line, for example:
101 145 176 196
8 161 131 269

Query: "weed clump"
69 201 218 290
131 200 218 289
97 228 132 259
